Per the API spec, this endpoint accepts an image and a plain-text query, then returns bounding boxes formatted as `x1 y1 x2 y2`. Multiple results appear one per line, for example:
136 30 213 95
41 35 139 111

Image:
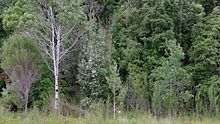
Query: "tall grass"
0 110 220 123
0 104 220 124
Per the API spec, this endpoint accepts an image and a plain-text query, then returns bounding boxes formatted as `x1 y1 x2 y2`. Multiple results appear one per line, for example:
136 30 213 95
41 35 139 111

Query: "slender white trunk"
49 6 59 110
54 67 59 110
55 26 61 110
52 34 59 110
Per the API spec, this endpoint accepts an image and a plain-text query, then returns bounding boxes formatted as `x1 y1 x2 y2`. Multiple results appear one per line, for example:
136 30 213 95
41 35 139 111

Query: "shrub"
29 75 53 111
0 80 6 95
59 79 76 102
1 83 23 111
1 34 42 112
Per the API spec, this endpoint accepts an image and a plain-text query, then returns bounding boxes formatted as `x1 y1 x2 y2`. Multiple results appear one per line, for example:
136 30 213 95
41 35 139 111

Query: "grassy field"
0 107 220 124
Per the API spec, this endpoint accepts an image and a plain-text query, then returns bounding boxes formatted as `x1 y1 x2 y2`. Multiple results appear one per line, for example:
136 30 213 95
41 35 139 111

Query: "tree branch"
59 32 84 60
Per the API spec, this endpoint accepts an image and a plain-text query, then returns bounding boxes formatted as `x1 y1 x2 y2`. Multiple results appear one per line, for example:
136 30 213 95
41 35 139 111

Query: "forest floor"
0 109 220 124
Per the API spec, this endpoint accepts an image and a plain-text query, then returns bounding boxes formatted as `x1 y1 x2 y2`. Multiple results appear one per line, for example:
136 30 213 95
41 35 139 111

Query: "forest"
0 0 220 124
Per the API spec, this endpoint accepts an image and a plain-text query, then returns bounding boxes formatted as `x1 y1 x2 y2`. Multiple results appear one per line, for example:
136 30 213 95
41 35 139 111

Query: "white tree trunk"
55 26 61 110
50 6 60 110
54 67 59 110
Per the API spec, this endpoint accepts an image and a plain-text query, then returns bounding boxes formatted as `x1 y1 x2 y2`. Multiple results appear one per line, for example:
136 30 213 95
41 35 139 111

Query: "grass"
0 106 220 124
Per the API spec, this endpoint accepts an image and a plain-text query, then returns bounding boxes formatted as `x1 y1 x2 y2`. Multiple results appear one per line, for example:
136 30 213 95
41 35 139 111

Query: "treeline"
0 0 220 117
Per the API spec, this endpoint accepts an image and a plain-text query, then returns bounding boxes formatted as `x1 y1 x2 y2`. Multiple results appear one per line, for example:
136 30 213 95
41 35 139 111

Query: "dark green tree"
164 0 204 51
111 0 175 110
196 0 220 14
0 0 13 43
190 6 220 114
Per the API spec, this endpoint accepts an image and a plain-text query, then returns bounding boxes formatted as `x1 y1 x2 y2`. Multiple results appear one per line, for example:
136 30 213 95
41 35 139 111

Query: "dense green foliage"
1 35 41 69
29 74 53 111
1 34 42 112
151 40 191 116
0 0 220 119
77 20 109 100
1 83 23 111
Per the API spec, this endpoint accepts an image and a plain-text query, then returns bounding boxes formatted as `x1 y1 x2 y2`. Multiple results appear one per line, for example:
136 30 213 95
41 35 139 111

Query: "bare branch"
61 26 77 41
59 32 84 60
40 51 54 72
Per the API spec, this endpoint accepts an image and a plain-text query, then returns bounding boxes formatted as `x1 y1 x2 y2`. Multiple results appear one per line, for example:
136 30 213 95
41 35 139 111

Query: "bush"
1 34 42 112
1 83 23 111
0 80 6 95
29 75 53 111
59 79 76 102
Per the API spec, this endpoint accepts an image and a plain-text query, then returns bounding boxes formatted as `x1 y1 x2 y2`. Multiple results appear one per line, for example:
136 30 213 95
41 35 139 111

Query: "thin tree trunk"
25 95 28 113
54 68 59 110
24 89 28 113
49 6 59 111
24 77 28 114
113 85 116 118
168 109 173 124
55 26 61 111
